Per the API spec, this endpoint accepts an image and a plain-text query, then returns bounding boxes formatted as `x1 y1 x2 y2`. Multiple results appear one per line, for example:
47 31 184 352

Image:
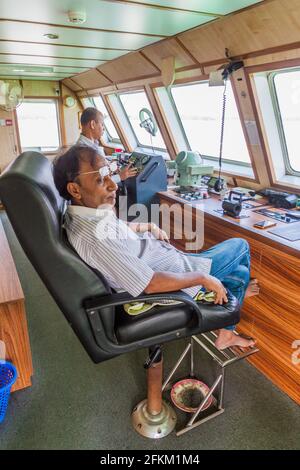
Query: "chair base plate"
132 399 177 439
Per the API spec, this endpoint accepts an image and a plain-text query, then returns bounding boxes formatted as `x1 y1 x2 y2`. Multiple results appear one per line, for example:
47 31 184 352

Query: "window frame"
16 98 61 154
81 95 121 144
268 68 300 177
168 79 253 169
117 88 167 152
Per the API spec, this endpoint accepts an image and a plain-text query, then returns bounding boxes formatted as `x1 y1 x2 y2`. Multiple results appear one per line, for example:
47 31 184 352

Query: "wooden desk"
0 218 33 392
159 190 300 405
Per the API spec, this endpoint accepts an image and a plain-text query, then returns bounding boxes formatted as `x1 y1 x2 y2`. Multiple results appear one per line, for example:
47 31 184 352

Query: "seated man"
53 146 257 350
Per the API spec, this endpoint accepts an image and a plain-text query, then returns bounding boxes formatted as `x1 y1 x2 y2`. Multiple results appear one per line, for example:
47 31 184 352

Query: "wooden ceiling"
0 0 263 81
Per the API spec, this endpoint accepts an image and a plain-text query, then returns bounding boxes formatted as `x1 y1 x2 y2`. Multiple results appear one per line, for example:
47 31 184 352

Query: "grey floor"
0 210 299 450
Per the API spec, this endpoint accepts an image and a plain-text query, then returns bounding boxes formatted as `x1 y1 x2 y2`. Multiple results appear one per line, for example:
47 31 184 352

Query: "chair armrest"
84 291 205 327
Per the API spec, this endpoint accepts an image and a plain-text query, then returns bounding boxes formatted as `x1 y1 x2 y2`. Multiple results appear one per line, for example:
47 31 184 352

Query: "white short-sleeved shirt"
76 134 106 157
64 205 212 298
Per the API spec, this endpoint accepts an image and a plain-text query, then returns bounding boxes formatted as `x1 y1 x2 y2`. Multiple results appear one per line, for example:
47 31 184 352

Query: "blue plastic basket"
0 362 17 423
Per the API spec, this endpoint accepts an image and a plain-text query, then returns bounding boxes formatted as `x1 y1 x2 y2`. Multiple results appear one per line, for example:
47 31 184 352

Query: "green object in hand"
124 299 183 316
194 288 216 303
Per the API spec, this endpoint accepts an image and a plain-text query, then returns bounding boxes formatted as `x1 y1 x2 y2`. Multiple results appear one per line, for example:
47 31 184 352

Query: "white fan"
0 80 24 111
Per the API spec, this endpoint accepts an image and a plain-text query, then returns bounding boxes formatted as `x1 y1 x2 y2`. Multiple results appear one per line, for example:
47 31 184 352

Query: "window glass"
93 95 120 142
81 97 94 108
17 100 60 152
119 91 166 149
273 70 300 173
171 81 251 165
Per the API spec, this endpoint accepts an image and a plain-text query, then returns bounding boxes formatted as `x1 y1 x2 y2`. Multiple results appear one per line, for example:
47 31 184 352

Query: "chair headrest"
0 151 63 213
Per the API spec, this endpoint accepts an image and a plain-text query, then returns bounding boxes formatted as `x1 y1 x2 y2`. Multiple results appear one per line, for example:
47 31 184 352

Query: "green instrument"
175 151 214 187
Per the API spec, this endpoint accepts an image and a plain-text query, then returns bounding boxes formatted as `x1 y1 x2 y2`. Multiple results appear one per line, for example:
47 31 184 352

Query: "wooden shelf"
0 218 33 392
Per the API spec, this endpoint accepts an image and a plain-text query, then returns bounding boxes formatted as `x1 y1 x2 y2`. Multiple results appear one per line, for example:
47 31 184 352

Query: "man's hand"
201 274 228 305
119 163 138 181
128 222 169 242
150 223 169 242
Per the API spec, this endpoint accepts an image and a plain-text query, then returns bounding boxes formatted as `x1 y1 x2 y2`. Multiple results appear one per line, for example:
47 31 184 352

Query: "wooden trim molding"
58 83 67 147
101 93 132 151
244 68 280 187
68 77 84 90
0 53 105 63
144 84 176 159
246 57 300 75
0 59 89 69
0 38 134 52
95 68 114 85
174 37 203 72
103 0 223 17
0 18 167 39
75 73 161 90
139 51 161 73
230 74 260 184
12 109 22 155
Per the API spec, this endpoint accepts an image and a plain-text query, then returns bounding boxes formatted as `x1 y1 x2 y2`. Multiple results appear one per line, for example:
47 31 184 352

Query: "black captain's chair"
0 152 240 438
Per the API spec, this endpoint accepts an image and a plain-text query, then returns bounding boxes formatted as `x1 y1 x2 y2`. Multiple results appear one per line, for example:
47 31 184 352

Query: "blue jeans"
190 238 251 330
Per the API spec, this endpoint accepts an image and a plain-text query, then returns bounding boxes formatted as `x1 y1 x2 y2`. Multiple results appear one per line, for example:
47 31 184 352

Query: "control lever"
141 162 159 182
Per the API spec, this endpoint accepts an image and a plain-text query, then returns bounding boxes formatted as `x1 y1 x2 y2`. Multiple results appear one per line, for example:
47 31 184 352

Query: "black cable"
218 78 227 182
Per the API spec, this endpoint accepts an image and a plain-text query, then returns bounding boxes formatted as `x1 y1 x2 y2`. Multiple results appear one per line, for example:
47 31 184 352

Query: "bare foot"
245 278 260 299
215 329 256 350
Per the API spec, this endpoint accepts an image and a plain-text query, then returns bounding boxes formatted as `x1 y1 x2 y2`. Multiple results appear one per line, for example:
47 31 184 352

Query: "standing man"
76 107 137 183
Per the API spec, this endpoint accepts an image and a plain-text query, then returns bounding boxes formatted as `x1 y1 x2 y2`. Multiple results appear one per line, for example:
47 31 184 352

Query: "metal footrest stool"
162 331 259 436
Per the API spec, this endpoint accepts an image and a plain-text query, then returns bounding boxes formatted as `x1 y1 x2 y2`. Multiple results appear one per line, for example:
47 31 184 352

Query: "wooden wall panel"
142 38 196 71
179 0 300 65
62 78 83 92
91 51 159 85
71 70 111 90
22 80 59 97
60 84 82 147
0 219 33 392
245 47 300 67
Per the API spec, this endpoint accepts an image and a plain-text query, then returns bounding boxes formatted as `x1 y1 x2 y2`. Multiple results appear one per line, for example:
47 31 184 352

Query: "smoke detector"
67 10 86 24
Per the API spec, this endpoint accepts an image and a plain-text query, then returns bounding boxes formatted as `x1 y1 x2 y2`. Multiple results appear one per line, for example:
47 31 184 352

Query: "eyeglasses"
75 162 118 182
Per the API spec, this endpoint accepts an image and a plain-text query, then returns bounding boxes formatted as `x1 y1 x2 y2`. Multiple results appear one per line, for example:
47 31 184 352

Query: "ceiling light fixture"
43 33 59 39
67 10 86 24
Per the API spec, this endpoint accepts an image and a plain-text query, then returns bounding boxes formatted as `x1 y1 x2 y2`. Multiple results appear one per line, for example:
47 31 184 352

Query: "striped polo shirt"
64 205 212 298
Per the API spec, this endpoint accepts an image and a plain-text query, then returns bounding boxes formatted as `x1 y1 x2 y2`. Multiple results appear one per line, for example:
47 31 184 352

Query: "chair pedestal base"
132 346 177 439
132 399 176 439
